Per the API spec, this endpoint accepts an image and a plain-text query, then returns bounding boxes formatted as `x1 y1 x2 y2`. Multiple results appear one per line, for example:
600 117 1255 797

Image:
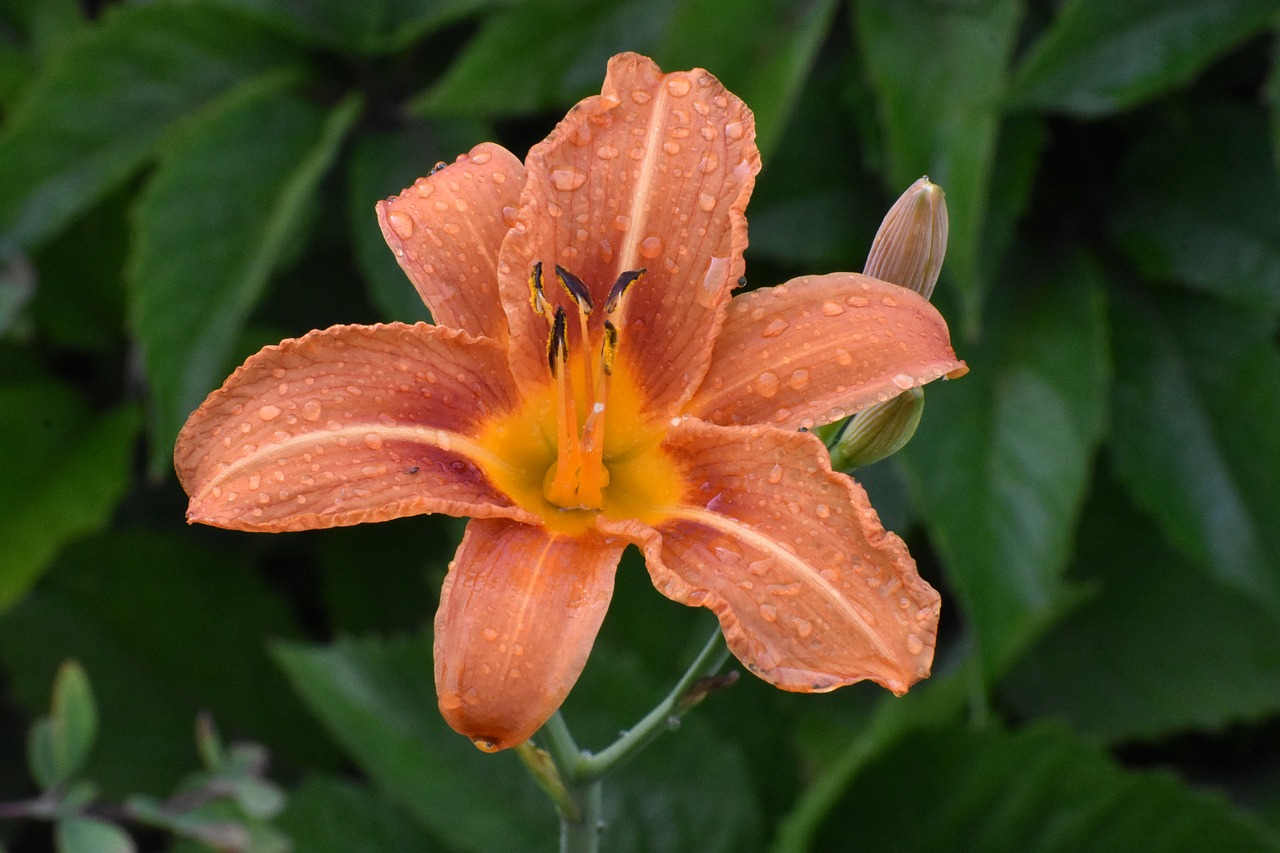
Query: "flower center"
531 263 643 510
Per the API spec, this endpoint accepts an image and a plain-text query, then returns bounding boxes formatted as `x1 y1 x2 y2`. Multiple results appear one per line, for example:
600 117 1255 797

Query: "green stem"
576 623 730 781
558 778 603 853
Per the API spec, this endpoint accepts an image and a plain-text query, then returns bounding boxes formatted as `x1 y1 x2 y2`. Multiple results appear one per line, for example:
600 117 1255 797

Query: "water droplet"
822 301 844 317
767 464 784 484
762 317 789 338
442 221 461 234
847 294 869 307
472 737 499 753
595 144 619 160
835 348 852 366
247 475 261 490
789 369 810 390
698 152 720 173
631 89 652 104
698 193 717 212
364 433 383 450
725 120 745 140
639 235 663 259
550 167 587 191
387 210 414 238
758 603 778 623
482 627 498 641
258 404 282 421
892 373 914 390
613 214 631 231
666 76 692 97
881 294 898 307
906 634 924 655
756 372 779 398
546 200 563 217
662 140 681 155
793 617 813 639
815 503 830 518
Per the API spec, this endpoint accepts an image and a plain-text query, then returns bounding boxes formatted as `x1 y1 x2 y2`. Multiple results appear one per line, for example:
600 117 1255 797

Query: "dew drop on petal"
613 214 631 231
666 76 692 97
247 475 261 490
725 120 745 140
815 503 830 519
364 433 383 451
758 603 778 623
906 633 924 655
663 140 681 155
881 294 898 307
762 317 789 338
631 89 652 105
698 193 717 212
258 404 282 421
550 167 587 191
789 369 810 390
596 144 619 160
756 372 780 398
892 373 915 390
767 464 784 484
301 400 322 421
387 210 414 239
639 235 663 259
822 301 844 317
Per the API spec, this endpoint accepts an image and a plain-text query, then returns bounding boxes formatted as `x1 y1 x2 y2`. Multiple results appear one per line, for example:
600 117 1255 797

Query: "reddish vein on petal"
435 518 622 752
687 272 967 430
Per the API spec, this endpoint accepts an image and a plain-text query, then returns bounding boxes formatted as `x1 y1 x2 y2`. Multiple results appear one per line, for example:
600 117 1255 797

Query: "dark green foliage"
2 1 1279 850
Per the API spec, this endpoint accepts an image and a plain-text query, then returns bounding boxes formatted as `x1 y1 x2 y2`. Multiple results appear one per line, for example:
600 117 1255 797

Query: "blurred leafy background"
2 0 1280 850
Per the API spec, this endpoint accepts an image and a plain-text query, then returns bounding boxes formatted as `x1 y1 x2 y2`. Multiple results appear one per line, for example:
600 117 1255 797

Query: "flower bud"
829 387 925 472
863 176 948 301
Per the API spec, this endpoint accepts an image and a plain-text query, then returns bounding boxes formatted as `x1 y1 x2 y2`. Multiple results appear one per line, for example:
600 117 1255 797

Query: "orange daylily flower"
175 53 966 752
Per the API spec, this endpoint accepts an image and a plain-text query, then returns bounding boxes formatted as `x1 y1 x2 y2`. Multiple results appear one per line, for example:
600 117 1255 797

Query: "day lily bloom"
175 53 966 752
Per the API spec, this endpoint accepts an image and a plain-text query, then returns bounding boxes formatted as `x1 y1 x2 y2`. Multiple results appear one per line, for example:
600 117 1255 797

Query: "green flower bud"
829 387 925 472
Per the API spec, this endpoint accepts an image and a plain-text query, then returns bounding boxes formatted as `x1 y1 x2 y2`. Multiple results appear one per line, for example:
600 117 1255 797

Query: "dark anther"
737 276 747 288
407 466 420 474
429 161 448 174
529 262 546 314
604 269 646 314
555 265 594 313
601 320 619 376
547 307 568 375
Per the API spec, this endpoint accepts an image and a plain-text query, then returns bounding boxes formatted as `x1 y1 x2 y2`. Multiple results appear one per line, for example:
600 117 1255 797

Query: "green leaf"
898 255 1110 678
1009 0 1278 117
347 124 486 324
656 0 839 159
274 634 557 850
0 0 84 106
809 723 1280 851
27 716 58 791
854 0 1023 337
0 530 336 797
1109 289 1280 615
50 660 97 784
0 3 299 252
197 0 502 54
1112 102 1280 313
277 776 441 852
0 381 140 614
1004 468 1280 742
55 817 136 853
411 0 675 117
130 82 361 476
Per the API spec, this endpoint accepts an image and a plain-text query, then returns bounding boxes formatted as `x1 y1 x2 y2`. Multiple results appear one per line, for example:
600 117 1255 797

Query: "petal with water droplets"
434 518 621 751
377 143 524 339
497 52 761 416
175 323 533 532
687 273 966 429
605 419 940 694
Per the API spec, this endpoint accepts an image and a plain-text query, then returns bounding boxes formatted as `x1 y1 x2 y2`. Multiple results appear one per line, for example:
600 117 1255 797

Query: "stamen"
547 306 567 375
604 269 645 314
601 321 619 377
555 265 594 314
529 262 547 316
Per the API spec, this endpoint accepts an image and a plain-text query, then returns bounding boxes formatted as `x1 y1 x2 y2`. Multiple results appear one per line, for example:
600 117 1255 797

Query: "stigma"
528 263 644 510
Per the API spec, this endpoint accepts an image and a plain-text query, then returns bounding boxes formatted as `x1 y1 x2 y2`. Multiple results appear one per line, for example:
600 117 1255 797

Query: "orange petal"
687 273 967 429
175 323 535 532
606 420 940 695
434 518 622 751
376 142 524 339
497 52 761 416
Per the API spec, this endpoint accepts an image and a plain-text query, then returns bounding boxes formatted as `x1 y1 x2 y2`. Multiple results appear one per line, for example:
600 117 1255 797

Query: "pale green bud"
829 388 925 472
